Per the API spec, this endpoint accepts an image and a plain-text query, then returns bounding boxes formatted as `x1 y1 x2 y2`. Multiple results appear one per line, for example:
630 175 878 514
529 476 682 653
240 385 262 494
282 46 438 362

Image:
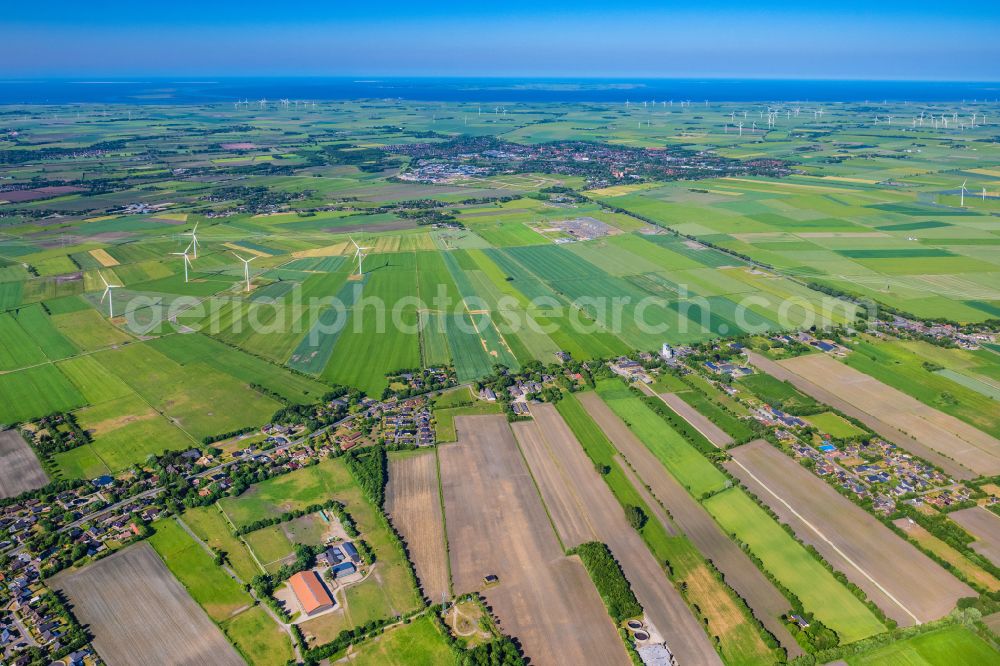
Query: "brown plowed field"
52 544 243 666
576 392 802 657
727 440 974 625
439 414 629 666
950 507 1000 568
513 404 723 665
385 451 450 603
0 430 47 498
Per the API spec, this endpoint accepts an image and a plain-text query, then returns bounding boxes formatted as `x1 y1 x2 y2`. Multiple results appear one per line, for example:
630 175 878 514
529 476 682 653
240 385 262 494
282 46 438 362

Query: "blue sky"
3 1 998 79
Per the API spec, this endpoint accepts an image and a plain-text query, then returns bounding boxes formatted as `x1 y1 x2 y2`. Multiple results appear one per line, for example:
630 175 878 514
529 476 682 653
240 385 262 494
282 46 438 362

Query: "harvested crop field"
949 507 1000 567
727 440 973 625
657 392 734 447
512 404 723 665
778 353 1000 476
576 392 801 656
439 414 630 666
746 351 977 480
0 429 47 498
52 544 243 666
385 451 449 603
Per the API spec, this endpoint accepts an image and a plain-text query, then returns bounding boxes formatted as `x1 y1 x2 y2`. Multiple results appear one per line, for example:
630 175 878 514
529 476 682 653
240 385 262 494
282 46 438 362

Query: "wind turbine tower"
98 272 122 318
171 244 194 283
232 252 257 292
183 223 200 259
350 238 372 277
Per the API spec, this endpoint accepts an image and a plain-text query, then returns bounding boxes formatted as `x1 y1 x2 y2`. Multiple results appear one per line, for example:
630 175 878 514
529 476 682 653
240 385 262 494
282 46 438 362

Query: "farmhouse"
288 570 335 616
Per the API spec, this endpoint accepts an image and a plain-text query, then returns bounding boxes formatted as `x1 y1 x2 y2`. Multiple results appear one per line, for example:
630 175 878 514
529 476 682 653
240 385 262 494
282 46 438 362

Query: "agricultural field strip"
513 403 724 665
385 452 450 603
780 353 1000 477
0 430 48 498
949 507 1000 568
575 392 802 655
745 351 977 480
52 544 244 666
727 440 973 625
438 414 631 666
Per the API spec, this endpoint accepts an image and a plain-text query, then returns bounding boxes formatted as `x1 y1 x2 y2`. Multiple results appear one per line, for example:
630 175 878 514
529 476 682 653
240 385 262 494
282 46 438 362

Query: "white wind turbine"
350 237 372 277
231 252 257 292
172 243 194 282
98 271 122 318
183 222 199 259
960 179 969 207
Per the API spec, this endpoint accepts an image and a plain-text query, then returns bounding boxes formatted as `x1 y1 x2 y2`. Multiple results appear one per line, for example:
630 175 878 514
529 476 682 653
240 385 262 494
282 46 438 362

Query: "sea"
0 78 997 105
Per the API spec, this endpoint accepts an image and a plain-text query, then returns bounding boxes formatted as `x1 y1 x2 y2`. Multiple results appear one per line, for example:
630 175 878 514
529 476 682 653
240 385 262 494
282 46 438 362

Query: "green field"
147 333 330 404
148 518 253 621
218 458 356 529
738 372 820 413
345 615 455 666
844 625 998 665
181 506 262 583
595 379 729 497
704 488 886 644
805 412 867 439
0 363 86 424
92 341 282 441
245 527 296 572
222 606 295 666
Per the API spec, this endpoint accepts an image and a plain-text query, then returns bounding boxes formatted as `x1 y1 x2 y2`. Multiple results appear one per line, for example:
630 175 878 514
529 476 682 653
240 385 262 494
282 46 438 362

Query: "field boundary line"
729 458 921 625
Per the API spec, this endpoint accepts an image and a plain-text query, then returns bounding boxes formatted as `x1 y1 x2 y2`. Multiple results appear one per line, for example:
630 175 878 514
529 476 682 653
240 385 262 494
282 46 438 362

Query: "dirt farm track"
52 544 244 666
0 429 48 498
439 414 630 666
727 440 973 625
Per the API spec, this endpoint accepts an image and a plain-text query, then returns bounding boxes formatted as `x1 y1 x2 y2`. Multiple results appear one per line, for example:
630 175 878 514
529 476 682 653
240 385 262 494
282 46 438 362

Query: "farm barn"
289 570 336 615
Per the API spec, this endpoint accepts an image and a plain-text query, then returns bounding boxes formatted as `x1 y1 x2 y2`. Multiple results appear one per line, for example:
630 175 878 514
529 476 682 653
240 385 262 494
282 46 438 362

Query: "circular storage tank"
627 620 643 630
633 631 650 641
